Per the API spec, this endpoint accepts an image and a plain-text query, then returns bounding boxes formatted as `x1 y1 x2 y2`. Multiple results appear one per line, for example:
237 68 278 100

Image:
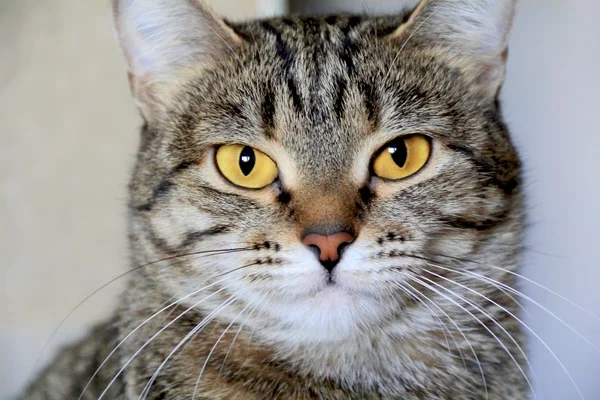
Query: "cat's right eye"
215 144 278 189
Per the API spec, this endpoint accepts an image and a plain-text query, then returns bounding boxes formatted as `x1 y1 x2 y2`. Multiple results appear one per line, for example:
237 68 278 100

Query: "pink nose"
302 232 355 271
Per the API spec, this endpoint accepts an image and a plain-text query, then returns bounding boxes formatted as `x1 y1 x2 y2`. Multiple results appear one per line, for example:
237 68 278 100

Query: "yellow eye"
372 135 431 180
215 144 278 189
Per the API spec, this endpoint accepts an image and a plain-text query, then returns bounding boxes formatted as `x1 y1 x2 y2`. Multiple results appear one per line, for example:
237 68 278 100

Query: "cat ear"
389 0 516 98
112 0 243 121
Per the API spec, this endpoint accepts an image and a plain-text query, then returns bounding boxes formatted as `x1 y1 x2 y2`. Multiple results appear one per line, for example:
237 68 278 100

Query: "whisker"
422 268 537 392
192 301 252 399
402 281 488 398
97 286 232 399
218 293 266 377
430 252 600 322
383 6 435 85
414 274 536 399
139 295 238 399
214 261 260 278
34 246 254 382
78 277 230 399
243 297 271 360
203 22 243 65
392 281 467 366
424 262 586 400
429 255 600 353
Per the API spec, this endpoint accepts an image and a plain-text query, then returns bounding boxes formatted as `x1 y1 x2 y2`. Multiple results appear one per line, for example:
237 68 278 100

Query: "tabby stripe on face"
334 19 380 125
440 209 510 232
448 143 520 195
261 21 303 114
339 39 356 76
261 86 276 138
358 80 380 125
333 75 347 120
134 161 194 212
147 223 232 256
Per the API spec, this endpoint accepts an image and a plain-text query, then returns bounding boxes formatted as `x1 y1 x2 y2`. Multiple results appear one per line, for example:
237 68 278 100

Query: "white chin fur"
275 285 383 343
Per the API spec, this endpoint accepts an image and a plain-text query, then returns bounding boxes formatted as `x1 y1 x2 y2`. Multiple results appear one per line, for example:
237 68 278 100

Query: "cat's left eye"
372 134 431 180
215 144 278 189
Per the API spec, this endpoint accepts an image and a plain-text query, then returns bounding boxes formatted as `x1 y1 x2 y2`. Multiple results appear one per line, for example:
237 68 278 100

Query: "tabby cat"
22 0 528 398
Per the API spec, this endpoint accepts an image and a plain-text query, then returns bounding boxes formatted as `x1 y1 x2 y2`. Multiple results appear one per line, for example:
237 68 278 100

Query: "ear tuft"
390 0 516 98
112 0 242 121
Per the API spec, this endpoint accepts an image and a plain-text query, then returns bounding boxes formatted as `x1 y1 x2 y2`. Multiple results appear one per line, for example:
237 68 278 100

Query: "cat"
21 0 528 398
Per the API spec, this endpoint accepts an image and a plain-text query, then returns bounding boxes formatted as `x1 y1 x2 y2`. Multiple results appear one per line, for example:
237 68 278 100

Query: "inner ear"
112 0 244 122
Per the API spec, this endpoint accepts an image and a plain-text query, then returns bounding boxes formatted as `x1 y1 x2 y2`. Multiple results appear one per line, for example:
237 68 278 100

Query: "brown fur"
22 1 528 399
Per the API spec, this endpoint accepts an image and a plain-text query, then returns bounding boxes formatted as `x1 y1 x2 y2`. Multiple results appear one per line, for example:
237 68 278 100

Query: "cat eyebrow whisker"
401 280 488 397
382 8 436 85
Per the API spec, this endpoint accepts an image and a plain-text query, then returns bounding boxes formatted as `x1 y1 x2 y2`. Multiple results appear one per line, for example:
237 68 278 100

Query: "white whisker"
421 267 536 398
192 301 252 399
139 294 238 399
98 286 231 400
218 294 265 376
434 253 600 323
415 274 535 397
403 280 488 398
382 9 435 85
78 277 229 400
393 281 468 367
427 262 589 400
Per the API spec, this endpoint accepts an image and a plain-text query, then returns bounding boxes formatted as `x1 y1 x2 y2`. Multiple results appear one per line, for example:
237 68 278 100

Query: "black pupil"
388 139 408 168
239 146 256 176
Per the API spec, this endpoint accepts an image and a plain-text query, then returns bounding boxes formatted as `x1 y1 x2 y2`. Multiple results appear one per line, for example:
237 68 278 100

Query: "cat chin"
263 284 386 344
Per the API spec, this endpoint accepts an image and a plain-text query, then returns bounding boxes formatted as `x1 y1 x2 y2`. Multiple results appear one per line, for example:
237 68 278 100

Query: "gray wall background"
2 1 599 398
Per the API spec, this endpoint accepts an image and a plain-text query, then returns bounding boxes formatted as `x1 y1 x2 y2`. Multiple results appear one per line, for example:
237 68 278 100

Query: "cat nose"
302 231 355 273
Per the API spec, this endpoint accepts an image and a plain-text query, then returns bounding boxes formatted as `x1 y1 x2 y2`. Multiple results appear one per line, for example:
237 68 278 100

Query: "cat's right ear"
112 0 243 122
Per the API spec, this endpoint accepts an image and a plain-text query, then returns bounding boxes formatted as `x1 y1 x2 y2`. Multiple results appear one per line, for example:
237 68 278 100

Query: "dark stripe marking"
440 209 510 232
261 86 276 138
277 191 291 205
333 75 347 120
286 77 303 113
358 80 380 125
339 35 358 76
261 21 304 114
134 161 194 212
448 143 520 195
180 225 231 249
341 15 362 36
147 224 231 256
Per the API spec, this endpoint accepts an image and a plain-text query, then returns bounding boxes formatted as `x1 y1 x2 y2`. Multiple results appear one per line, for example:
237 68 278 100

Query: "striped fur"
22 1 528 399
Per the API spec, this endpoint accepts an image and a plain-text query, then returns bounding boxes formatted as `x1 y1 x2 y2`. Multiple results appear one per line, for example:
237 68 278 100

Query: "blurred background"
1 0 598 398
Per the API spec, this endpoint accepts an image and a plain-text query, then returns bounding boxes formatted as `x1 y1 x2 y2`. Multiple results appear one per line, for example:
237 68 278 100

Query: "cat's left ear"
389 0 516 99
112 0 243 122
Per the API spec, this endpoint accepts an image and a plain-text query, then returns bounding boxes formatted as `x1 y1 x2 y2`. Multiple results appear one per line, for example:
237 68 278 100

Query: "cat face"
116 0 522 345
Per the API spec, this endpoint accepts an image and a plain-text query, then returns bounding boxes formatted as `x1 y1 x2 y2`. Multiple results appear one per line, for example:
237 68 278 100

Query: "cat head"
113 0 522 344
